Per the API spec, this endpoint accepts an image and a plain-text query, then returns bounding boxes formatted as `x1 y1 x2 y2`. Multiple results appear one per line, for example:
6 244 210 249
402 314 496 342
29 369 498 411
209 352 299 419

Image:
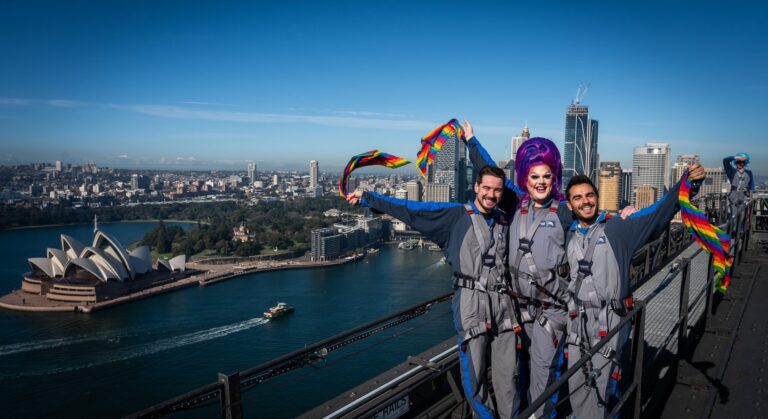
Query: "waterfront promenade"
0 253 364 314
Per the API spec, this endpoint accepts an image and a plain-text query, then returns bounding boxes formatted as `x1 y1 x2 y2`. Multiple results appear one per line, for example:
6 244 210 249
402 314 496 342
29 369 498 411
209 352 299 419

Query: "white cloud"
0 98 32 105
117 154 129 159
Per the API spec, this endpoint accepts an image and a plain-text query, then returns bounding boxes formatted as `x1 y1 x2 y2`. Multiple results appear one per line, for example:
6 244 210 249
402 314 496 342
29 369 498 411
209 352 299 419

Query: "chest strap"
510 201 565 307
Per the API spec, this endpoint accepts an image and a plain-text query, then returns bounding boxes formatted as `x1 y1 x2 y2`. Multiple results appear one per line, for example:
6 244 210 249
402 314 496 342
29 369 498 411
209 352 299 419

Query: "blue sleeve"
361 192 464 248
605 178 687 257
557 202 574 236
466 136 523 212
750 170 755 191
723 156 736 181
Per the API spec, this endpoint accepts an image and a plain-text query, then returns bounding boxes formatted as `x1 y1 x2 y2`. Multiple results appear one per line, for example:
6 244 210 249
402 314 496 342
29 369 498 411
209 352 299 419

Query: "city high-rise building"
510 124 531 160
634 185 657 210
55 160 62 171
428 134 466 202
676 154 700 165
395 189 407 200
247 162 257 185
309 160 319 188
698 167 730 212
672 154 700 184
425 183 451 202
563 103 599 187
405 180 422 202
632 143 670 206
620 169 633 208
598 162 622 212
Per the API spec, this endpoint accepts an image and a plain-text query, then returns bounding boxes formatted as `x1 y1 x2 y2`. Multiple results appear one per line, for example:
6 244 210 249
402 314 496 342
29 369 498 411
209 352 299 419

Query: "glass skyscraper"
428 135 467 202
563 104 599 188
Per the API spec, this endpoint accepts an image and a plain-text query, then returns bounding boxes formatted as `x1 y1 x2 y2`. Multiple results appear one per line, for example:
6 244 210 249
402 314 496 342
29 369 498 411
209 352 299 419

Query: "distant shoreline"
4 219 207 231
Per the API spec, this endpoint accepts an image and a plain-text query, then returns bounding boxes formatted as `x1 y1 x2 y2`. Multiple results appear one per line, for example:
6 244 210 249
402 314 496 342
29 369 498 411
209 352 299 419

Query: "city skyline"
1 2 766 175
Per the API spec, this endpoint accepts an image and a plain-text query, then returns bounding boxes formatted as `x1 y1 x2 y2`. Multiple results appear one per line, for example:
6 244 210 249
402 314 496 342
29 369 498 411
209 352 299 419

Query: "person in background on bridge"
723 153 754 235
563 163 705 418
346 165 521 418
461 121 637 417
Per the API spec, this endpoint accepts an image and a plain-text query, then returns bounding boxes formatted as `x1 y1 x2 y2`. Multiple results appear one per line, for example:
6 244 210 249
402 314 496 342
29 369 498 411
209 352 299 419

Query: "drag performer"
347 165 520 418
563 164 704 418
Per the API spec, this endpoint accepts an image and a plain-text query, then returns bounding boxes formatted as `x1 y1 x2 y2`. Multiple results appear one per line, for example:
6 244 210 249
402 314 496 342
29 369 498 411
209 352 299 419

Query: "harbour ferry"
264 302 294 318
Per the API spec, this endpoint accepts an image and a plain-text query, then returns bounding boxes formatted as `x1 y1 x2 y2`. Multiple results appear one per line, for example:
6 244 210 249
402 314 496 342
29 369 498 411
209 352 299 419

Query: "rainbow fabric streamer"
338 150 410 197
416 119 464 177
679 171 733 293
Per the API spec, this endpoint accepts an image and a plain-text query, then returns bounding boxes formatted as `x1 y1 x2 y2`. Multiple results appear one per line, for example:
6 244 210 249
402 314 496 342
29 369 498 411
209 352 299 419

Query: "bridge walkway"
661 240 768 418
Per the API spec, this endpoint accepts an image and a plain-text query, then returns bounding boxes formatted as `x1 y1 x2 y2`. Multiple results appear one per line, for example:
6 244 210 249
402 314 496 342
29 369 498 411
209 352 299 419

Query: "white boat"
264 302 294 318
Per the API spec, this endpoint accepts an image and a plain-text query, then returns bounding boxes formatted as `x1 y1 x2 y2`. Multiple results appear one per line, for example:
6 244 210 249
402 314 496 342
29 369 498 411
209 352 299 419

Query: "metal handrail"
129 197 753 419
126 292 453 419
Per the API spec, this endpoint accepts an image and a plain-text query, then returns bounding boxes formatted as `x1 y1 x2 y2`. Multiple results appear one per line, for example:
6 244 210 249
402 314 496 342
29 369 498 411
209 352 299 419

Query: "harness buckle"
577 260 593 276
493 283 509 293
609 295 635 316
482 254 496 266
518 238 533 253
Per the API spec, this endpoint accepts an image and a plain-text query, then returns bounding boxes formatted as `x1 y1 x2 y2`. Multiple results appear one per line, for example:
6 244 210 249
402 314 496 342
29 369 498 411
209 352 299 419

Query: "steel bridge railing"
126 293 452 419
129 193 750 419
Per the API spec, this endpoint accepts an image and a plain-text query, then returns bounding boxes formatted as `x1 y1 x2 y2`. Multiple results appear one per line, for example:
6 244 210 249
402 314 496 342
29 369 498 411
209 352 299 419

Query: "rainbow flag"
679 171 733 293
338 150 410 197
416 119 464 177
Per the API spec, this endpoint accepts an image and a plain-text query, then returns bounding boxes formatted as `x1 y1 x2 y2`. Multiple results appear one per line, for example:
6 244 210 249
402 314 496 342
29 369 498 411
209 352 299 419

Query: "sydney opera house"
22 228 187 303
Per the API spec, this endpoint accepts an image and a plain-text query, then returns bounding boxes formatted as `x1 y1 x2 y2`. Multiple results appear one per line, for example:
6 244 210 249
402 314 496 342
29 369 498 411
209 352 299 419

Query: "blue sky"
0 1 766 175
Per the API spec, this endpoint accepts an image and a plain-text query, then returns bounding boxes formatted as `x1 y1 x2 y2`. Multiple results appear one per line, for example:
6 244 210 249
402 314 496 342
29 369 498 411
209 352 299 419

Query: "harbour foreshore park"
0 212 413 313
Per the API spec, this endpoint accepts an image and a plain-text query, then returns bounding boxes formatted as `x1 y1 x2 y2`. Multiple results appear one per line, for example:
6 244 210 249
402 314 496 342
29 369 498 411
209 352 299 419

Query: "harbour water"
0 222 454 417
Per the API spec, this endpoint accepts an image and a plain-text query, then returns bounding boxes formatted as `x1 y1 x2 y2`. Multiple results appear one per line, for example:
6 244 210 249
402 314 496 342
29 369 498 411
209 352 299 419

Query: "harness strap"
538 315 566 346
511 200 564 305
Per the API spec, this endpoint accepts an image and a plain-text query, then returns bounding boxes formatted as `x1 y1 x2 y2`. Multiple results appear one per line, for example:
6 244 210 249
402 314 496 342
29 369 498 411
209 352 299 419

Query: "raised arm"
723 156 736 180
607 164 705 255
461 120 522 211
347 190 463 248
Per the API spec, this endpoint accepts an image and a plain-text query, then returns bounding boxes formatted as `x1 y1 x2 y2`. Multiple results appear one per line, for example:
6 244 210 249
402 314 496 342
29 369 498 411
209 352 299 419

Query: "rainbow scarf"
679 171 733 293
415 119 464 177
338 150 410 197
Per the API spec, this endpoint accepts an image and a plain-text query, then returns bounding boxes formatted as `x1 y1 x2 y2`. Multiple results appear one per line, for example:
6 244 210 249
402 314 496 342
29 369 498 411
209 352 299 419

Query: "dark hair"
566 175 598 199
476 165 506 185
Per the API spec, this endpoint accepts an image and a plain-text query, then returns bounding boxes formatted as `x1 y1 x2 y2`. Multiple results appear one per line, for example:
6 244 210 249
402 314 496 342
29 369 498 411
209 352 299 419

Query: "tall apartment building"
425 183 451 202
632 143 670 206
247 162 257 185
598 162 622 212
564 103 599 187
428 134 467 202
309 160 319 188
510 124 531 160
620 169 633 208
635 185 657 210
405 180 422 202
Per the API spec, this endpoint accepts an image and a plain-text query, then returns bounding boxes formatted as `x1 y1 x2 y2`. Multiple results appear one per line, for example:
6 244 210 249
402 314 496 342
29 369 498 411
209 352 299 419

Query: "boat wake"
0 327 155 356
0 317 269 379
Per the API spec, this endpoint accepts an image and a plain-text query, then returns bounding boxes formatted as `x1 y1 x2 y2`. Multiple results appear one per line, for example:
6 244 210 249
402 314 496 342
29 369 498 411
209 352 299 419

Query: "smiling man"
563 163 705 418
346 165 521 418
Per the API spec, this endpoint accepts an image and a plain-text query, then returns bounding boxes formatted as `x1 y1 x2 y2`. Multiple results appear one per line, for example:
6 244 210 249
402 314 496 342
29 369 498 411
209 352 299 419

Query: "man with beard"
346 165 521 418
563 163 705 417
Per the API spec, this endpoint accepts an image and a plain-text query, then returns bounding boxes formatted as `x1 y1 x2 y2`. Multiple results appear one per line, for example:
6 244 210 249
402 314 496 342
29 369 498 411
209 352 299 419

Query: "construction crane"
573 82 591 105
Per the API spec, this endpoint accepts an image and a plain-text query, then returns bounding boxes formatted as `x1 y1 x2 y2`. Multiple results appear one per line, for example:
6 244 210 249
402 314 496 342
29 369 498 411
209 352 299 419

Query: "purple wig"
515 137 565 202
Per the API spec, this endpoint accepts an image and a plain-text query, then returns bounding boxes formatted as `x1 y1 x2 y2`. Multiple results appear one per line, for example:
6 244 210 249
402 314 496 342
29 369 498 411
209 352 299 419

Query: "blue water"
0 223 455 418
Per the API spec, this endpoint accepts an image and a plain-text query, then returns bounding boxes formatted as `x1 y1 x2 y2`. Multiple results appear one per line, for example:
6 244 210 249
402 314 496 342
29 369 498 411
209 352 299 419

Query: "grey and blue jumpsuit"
466 136 572 416
723 156 754 233
565 178 698 418
360 191 521 418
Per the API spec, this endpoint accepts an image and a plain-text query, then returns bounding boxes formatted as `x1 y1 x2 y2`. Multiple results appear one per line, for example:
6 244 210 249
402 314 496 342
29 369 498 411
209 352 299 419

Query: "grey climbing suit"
358 192 521 418
508 200 570 417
